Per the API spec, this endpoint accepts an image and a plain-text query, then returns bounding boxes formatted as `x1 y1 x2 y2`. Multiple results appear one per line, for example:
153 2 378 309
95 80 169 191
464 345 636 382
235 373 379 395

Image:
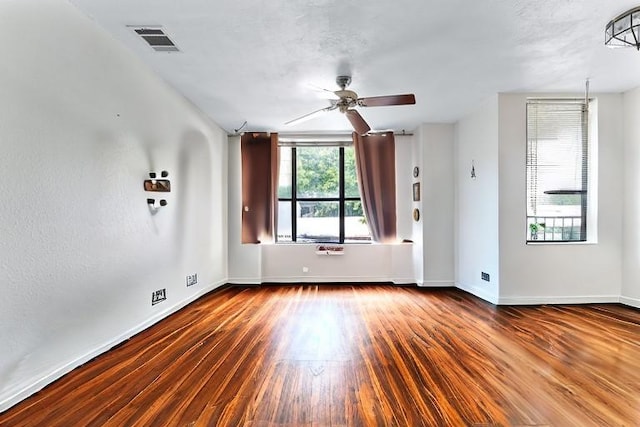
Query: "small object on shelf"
144 179 171 192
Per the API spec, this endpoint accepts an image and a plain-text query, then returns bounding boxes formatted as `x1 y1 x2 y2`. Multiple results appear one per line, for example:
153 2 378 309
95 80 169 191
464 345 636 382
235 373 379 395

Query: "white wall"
622 86 640 308
261 243 414 283
411 127 425 284
497 93 623 304
419 124 455 286
227 134 419 285
395 134 415 241
0 0 227 411
454 96 500 303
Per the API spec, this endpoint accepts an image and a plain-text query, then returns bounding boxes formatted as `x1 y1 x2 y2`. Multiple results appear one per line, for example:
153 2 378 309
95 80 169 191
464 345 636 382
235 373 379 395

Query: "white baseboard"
392 278 419 285
454 281 622 306
0 279 226 413
232 275 420 285
620 295 640 309
419 280 455 287
260 275 397 283
226 277 261 285
455 282 499 304
497 295 620 305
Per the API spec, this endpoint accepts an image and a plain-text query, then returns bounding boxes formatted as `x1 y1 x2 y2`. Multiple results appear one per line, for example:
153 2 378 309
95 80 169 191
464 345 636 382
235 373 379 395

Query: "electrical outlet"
302 266 309 273
186 273 198 287
481 272 490 282
152 289 167 305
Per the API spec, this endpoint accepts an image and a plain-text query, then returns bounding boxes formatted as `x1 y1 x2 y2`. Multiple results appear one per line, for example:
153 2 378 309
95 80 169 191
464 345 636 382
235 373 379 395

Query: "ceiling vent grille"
132 27 179 52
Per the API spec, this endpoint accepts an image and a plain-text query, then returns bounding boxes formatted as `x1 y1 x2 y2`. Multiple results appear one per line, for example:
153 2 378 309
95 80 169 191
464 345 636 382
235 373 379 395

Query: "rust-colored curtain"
241 132 279 243
353 132 397 243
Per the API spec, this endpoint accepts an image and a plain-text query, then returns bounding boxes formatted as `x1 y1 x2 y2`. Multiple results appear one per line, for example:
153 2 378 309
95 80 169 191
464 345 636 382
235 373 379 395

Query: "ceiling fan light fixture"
605 6 640 50
336 75 352 90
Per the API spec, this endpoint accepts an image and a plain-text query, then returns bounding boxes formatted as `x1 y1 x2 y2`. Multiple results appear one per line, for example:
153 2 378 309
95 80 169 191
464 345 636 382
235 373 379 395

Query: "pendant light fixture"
605 6 640 50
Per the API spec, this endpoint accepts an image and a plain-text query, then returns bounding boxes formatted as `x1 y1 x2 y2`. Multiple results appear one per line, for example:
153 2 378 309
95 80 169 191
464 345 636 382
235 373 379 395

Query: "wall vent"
131 27 179 52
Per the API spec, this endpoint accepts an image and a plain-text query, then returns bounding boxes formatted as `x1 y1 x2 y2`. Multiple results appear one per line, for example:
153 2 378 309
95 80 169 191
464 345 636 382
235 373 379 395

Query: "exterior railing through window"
527 216 584 242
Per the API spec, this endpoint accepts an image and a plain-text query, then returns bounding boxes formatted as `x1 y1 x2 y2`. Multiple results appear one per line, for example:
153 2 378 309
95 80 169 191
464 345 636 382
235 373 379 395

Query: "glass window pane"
296 201 339 242
296 146 339 198
344 146 360 198
345 200 370 243
278 147 292 198
277 201 292 242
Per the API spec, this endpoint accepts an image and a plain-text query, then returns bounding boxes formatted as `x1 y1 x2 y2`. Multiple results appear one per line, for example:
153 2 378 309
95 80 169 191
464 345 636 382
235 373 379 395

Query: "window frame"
277 144 367 244
525 98 591 243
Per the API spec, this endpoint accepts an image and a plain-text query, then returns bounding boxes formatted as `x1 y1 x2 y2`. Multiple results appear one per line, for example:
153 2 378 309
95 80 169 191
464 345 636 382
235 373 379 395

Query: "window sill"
272 242 371 246
526 240 597 246
270 241 415 246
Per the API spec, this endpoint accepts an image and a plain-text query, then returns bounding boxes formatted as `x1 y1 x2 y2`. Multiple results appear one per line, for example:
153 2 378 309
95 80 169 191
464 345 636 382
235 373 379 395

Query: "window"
526 99 590 242
277 144 370 243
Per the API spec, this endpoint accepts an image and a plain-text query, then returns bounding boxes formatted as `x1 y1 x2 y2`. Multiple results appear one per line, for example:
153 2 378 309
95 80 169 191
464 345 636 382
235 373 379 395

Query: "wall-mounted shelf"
145 171 170 210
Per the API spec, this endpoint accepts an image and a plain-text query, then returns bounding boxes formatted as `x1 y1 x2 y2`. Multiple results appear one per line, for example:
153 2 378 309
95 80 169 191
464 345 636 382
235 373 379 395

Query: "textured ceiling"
69 0 640 134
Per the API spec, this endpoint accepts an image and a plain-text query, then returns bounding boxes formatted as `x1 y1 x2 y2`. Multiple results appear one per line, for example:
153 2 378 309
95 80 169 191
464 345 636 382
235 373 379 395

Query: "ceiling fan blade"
358 94 416 107
345 109 371 135
306 83 339 99
284 103 336 126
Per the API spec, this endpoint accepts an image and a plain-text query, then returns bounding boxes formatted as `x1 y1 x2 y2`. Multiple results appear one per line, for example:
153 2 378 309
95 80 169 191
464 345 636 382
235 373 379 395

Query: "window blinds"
526 100 588 241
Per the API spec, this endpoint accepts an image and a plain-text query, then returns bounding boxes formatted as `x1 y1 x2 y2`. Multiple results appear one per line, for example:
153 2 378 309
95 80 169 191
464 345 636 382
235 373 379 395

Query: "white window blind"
526 100 588 242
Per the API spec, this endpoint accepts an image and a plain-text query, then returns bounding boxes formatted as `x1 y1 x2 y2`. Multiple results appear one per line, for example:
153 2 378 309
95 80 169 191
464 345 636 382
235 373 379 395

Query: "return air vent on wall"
132 27 179 52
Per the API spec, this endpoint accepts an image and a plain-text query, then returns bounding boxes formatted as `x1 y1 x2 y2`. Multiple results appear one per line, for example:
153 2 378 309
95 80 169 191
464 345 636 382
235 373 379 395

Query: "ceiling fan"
284 76 416 135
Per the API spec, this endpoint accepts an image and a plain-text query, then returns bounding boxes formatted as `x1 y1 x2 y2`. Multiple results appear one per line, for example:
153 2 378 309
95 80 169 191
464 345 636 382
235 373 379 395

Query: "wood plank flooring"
1 285 639 426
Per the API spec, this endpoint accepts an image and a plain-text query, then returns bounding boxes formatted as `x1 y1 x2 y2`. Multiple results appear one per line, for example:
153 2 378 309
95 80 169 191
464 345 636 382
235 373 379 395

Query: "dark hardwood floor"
1 284 639 426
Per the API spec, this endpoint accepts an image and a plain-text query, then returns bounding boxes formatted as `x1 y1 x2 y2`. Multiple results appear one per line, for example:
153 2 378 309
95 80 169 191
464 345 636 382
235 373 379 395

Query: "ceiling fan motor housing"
335 89 358 112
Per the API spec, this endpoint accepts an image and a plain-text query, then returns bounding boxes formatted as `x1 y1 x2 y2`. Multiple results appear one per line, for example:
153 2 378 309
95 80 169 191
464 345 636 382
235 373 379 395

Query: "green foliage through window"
277 145 370 243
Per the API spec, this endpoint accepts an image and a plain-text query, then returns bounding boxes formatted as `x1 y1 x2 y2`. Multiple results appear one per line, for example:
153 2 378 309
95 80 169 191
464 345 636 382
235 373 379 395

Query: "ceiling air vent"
132 27 179 52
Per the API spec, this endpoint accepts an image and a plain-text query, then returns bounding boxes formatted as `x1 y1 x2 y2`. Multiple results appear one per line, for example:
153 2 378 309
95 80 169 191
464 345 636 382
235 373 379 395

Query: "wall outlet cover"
186 273 198 287
152 289 167 305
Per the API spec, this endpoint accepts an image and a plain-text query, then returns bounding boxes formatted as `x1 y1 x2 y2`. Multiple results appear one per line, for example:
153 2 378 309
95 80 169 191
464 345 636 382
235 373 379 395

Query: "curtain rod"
245 131 414 142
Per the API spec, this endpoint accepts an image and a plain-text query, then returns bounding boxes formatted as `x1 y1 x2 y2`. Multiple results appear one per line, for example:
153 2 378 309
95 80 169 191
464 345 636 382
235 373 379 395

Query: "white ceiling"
69 0 640 134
